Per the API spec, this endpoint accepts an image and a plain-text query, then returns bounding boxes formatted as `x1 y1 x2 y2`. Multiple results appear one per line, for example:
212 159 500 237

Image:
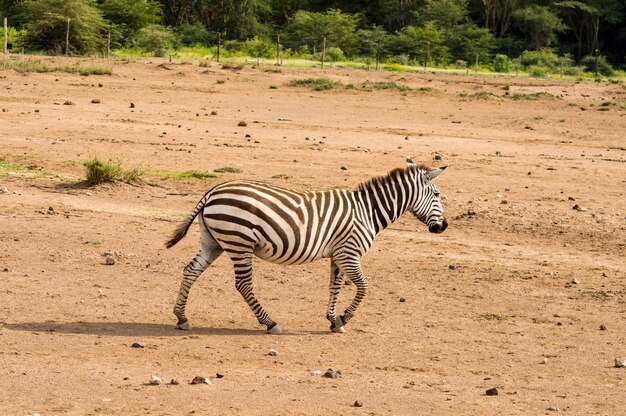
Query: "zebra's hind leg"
173 228 223 330
326 260 345 333
334 260 368 330
229 252 281 334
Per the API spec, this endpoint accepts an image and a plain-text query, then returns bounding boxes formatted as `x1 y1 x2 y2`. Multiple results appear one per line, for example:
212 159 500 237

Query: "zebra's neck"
356 168 416 234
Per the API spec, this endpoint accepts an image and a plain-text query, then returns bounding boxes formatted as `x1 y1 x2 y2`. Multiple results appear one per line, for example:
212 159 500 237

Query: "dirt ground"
0 56 625 415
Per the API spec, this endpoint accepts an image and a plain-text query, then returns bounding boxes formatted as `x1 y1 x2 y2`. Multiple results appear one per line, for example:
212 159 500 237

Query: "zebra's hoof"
267 323 283 335
176 320 192 331
331 317 345 333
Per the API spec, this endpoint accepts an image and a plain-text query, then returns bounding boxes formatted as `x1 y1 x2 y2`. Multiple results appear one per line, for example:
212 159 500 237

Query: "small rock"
170 379 179 385
91 98 101 104
47 206 55 214
0 187 8 193
495 151 502 156
546 167 556 171
571 278 579 284
63 100 74 105
434 154 442 161
541 357 548 364
340 166 348 171
190 376 211 385
354 400 363 407
131 342 144 349
547 405 559 411
211 111 217 115
268 349 278 356
129 103 135 108
311 370 322 376
599 324 606 331
485 387 498 396
149 375 162 385
399 297 406 303
323 369 342 379
572 204 586 211
568 196 576 201
215 373 224 379
2 267 9 272
614 356 625 368
105 256 116 265
448 264 457 270
238 121 247 126
245 134 251 138
500 199 508 204
457 189 464 193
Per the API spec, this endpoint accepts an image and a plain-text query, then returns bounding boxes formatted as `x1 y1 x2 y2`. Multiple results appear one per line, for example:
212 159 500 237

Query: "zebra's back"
202 180 358 265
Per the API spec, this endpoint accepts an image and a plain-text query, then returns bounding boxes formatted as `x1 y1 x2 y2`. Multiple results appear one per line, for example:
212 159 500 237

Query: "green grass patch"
472 91 498 99
0 57 112 75
150 169 218 179
510 92 557 101
371 81 410 91
286 77 340 91
213 166 242 173
84 157 144 185
271 173 291 180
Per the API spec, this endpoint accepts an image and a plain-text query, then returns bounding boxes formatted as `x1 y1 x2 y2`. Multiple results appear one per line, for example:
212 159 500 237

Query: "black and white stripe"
166 158 448 334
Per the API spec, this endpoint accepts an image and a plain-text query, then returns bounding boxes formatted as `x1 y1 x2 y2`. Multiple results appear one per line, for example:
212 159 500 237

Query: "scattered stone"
105 256 116 266
457 189 464 193
245 134 251 138
495 151 502 156
571 278 580 285
2 268 9 272
485 387 498 396
614 356 625 368
434 154 442 161
541 357 548 364
310 370 322 376
568 196 576 201
170 379 179 385
47 206 55 214
98 83 103 88
0 187 8 193
129 103 135 108
448 264 458 270
63 100 74 105
340 166 348 170
500 199 508 204
211 111 218 115
600 324 607 331
343 279 352 286
131 342 144 349
149 375 162 385
215 373 224 379
547 167 556 171
237 120 247 126
354 400 363 407
547 405 559 411
190 376 211 385
399 297 406 303
91 98 101 104
268 349 278 356
323 369 342 379
572 204 587 212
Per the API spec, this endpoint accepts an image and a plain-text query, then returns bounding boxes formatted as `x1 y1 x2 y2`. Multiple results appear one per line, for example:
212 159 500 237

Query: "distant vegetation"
0 0 623 78
0 57 112 75
84 157 143 184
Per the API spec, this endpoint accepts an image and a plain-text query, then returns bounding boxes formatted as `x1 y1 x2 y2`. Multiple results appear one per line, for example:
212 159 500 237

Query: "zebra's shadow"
4 321 326 337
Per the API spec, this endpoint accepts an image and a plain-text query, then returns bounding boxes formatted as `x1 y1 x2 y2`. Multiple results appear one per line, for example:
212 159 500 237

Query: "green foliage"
446 24 495 64
5 26 27 49
356 25 392 58
150 169 217 179
286 78 340 91
136 24 177 57
391 22 449 64
493 54 510 72
528 65 548 78
98 0 160 47
519 48 561 70
213 166 242 173
177 22 210 46
20 0 107 54
84 157 143 184
0 56 112 75
416 0 469 31
324 47 345 62
513 5 566 50
284 9 360 56
580 55 615 76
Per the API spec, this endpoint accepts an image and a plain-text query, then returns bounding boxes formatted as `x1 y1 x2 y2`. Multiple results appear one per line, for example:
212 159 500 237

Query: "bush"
84 157 143 184
528 65 548 78
493 54 510 73
136 25 177 57
324 47 345 62
580 55 615 76
178 22 210 46
520 49 560 70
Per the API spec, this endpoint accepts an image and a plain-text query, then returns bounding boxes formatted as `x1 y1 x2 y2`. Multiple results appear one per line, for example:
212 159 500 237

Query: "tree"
136 24 176 56
554 1 598 59
390 22 449 64
416 0 469 31
284 9 359 55
483 0 518 37
446 23 495 64
97 0 161 46
20 0 107 54
512 5 566 50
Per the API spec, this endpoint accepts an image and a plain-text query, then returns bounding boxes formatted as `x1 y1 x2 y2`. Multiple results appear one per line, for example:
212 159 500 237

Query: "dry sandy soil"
0 56 625 415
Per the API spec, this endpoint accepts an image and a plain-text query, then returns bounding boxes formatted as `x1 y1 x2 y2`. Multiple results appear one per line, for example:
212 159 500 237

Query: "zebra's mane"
355 165 430 192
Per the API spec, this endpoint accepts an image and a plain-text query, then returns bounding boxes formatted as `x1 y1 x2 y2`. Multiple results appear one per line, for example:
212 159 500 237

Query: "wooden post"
65 17 71 56
106 30 111 58
594 49 599 78
276 34 280 66
475 53 479 75
424 41 429 72
216 32 221 63
375 39 381 71
321 37 326 69
3 17 7 54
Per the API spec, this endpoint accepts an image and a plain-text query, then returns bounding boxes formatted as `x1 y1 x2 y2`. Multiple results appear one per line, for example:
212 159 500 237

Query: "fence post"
594 49 599 78
375 39 381 70
65 17 70 56
3 17 7 54
276 34 280 66
475 53 478 75
321 37 326 69
107 30 111 58
216 32 221 63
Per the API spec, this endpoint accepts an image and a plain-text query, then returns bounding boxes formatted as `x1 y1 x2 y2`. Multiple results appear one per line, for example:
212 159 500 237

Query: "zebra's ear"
428 166 447 181
406 156 415 168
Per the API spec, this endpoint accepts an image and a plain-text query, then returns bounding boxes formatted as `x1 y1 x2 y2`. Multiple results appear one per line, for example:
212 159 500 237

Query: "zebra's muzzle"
428 218 448 234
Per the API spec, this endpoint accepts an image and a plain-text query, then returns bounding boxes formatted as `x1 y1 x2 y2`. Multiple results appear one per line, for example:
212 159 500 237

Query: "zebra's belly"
253 239 332 265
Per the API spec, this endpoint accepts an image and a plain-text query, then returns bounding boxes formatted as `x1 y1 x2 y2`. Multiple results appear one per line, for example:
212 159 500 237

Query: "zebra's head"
406 157 448 234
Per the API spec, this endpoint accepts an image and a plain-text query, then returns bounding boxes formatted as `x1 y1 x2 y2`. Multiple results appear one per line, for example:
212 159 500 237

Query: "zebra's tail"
165 193 211 248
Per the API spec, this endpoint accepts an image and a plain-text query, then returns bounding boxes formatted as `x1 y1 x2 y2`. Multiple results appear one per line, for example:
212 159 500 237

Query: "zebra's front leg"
231 254 282 334
334 260 368 330
173 245 223 330
326 260 345 333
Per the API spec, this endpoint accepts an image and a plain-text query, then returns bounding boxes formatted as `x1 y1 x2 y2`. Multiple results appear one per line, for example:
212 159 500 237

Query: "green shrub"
520 49 560 70
580 55 615 76
136 25 177 57
84 157 143 184
213 166 242 173
286 78 340 90
493 54 510 73
324 47 345 62
528 65 548 78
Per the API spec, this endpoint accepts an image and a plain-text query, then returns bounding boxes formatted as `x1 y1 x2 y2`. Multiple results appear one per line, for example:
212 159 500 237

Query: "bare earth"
0 57 625 415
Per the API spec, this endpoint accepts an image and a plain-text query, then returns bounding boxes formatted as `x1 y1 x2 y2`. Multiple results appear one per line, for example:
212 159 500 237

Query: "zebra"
165 157 448 334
